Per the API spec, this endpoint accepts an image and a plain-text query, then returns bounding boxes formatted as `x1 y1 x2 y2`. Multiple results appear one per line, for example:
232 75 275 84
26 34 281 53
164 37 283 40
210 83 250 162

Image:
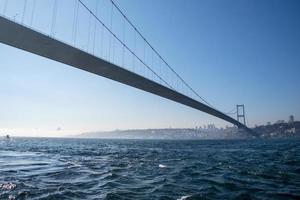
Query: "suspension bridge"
0 0 255 135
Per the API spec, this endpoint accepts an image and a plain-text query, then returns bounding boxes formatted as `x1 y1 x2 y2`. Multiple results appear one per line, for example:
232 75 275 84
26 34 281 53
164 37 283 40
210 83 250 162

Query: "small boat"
5 134 10 139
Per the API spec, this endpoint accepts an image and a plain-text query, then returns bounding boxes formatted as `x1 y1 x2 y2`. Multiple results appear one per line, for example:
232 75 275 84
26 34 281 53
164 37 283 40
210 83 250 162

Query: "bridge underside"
0 16 255 135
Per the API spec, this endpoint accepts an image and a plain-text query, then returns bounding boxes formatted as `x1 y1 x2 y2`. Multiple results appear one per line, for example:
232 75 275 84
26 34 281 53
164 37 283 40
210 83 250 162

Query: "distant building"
207 124 216 130
285 128 296 134
289 115 294 124
276 120 285 124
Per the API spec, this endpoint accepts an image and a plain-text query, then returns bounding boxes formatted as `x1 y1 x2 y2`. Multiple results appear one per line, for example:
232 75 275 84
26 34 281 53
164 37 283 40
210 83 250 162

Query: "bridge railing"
0 0 205 103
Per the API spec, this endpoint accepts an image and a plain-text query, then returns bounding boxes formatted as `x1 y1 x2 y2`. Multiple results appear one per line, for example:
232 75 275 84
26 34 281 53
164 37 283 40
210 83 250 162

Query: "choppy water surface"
0 138 300 199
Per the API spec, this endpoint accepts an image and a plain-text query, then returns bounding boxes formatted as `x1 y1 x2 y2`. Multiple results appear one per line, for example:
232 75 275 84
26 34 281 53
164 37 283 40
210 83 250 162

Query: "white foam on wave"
177 195 191 200
158 164 167 168
0 182 17 190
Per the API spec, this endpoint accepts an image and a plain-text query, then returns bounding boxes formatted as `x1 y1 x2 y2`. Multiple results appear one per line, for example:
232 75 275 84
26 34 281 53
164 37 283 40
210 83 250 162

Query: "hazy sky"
0 0 300 137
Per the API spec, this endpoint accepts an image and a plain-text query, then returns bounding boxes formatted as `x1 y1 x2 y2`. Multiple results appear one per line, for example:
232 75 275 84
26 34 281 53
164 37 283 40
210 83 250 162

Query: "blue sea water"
0 137 300 200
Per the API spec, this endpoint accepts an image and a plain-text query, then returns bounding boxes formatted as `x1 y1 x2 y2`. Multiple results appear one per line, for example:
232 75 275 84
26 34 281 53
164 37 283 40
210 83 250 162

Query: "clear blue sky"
0 0 299 137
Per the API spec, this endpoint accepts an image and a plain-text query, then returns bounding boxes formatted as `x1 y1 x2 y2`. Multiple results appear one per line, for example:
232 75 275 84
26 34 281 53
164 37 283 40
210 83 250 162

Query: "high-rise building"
289 115 294 123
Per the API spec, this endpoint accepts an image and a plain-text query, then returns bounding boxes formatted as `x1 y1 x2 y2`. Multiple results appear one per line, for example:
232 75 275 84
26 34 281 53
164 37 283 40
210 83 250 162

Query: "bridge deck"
0 16 253 133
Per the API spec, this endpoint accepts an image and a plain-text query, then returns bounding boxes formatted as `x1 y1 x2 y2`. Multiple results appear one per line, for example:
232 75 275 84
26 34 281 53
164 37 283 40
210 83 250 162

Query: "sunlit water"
0 137 300 199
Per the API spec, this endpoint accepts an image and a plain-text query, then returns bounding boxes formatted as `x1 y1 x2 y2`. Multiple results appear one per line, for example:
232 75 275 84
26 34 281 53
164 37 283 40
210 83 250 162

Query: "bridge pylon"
236 104 246 126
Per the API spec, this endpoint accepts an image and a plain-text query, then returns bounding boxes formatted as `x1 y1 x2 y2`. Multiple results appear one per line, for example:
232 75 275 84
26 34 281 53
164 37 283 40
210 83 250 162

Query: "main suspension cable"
109 0 215 108
78 0 173 90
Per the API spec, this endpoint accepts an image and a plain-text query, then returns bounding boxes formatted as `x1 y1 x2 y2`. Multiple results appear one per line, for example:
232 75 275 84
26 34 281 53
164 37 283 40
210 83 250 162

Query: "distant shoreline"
73 121 300 140
3 121 299 140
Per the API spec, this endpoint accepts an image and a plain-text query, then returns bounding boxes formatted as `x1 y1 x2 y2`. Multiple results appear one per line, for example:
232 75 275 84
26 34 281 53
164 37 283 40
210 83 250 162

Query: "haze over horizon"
1 0 300 137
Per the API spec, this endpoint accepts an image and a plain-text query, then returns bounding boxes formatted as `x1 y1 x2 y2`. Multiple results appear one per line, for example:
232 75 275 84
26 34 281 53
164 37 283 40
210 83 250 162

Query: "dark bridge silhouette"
0 0 255 135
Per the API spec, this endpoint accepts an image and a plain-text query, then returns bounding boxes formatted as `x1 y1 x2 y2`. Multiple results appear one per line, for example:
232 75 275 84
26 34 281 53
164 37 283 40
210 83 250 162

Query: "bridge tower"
236 104 246 126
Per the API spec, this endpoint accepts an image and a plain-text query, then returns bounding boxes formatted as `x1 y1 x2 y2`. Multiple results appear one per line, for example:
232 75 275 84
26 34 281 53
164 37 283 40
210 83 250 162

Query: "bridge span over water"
0 0 255 135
